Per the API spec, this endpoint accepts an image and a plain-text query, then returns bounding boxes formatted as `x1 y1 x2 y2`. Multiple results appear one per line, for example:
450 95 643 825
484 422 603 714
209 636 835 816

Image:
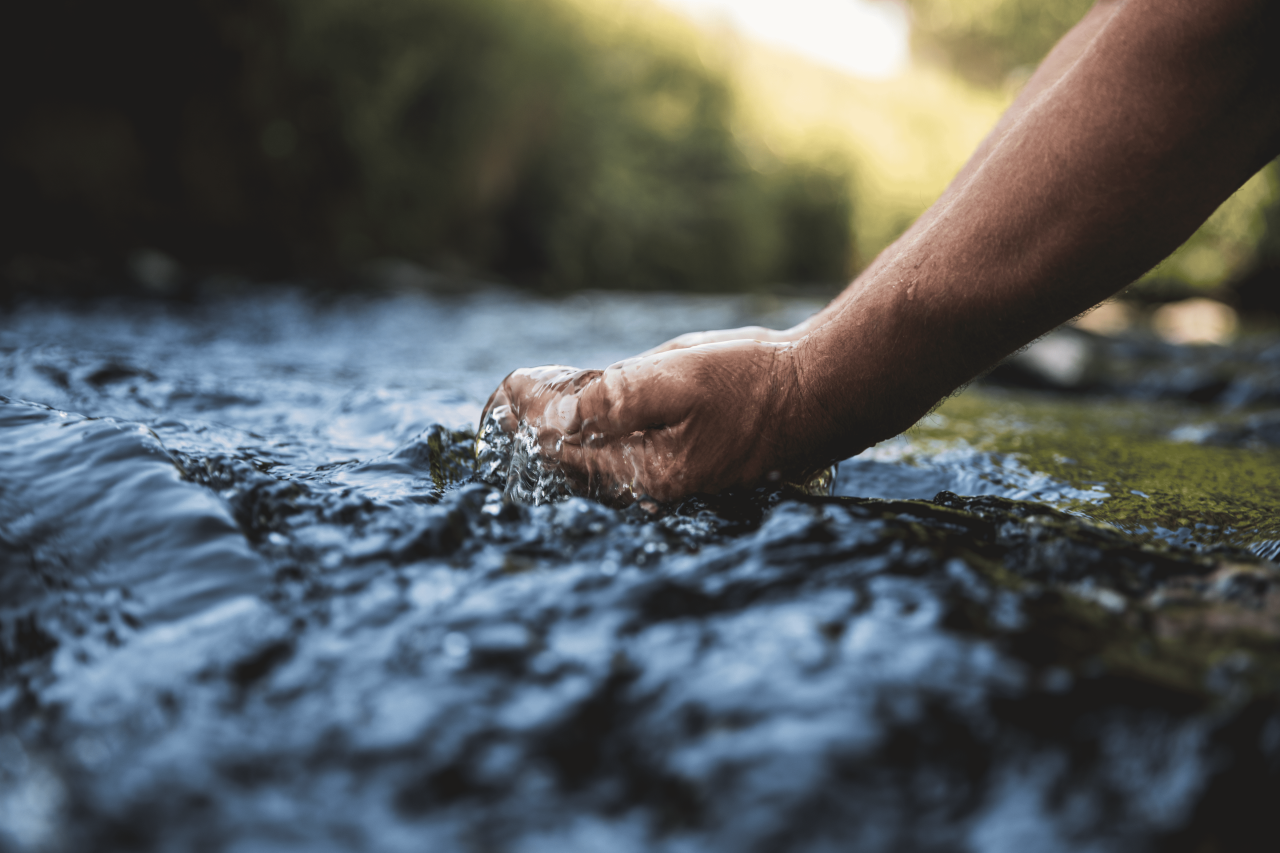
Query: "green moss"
916 390 1280 552
424 425 477 493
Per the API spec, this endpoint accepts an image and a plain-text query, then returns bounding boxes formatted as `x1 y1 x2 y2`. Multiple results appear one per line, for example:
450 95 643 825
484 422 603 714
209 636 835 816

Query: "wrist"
766 339 853 478
787 299 943 468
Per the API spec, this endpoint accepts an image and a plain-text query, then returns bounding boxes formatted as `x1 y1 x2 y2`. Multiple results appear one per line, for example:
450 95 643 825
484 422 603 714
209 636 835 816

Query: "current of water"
2 287 1279 852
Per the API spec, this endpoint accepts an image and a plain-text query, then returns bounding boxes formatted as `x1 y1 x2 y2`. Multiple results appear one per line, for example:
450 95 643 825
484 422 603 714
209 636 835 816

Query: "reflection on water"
2 289 1280 852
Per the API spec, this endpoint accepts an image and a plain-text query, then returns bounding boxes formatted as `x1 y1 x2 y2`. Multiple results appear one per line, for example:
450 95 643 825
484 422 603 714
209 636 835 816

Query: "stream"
2 287 1279 852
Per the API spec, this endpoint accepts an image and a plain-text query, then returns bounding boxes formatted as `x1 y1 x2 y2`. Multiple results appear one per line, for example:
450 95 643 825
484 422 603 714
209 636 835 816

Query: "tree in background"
908 0 1093 87
0 0 855 295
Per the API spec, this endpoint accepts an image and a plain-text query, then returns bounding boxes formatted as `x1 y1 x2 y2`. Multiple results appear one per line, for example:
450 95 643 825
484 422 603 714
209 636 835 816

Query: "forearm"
792 0 1123 337
790 0 1280 465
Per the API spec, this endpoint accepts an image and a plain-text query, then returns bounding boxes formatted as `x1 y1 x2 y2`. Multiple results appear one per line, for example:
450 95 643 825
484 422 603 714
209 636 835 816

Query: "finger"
509 368 601 458
638 326 781 357
555 426 655 506
497 365 582 420
478 367 588 486
638 331 704 357
479 392 516 441
577 348 707 436
479 366 611 493
562 361 704 503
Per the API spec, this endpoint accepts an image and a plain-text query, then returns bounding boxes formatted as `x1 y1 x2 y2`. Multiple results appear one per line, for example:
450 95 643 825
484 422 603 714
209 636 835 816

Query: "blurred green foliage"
5 0 1277 304
906 0 1093 86
0 0 855 294
1143 162 1280 295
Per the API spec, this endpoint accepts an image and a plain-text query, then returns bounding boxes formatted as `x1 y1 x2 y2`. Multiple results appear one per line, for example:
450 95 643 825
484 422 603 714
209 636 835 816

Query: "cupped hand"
477 340 823 506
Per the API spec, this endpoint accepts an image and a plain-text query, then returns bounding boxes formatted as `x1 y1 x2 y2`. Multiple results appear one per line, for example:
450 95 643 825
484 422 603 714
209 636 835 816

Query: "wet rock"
985 329 1098 391
980 326 1280 406
1191 411 1280 450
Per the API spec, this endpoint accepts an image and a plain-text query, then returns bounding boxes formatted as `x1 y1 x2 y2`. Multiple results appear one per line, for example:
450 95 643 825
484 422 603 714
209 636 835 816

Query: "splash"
475 405 838 506
475 407 574 505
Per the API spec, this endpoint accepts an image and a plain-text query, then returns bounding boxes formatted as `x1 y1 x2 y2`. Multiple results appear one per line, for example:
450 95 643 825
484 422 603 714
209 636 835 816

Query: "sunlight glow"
656 0 910 79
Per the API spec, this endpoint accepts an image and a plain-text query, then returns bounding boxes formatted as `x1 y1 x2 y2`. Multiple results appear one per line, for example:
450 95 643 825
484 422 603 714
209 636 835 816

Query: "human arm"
484 0 1280 504
645 0 1128 354
788 0 1280 470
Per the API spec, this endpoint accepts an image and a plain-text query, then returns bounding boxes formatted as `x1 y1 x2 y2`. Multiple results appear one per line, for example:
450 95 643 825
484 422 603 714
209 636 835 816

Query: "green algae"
426 424 478 494
911 388 1280 553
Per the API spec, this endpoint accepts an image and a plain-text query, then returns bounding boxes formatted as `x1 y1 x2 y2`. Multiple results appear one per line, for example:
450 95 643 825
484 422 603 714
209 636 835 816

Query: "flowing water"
2 287 1280 852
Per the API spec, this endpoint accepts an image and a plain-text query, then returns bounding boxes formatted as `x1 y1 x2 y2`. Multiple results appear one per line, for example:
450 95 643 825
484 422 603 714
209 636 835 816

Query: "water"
2 288 1280 852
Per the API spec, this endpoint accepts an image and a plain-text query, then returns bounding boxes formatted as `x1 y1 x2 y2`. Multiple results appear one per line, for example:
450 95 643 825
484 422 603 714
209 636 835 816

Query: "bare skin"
483 0 1280 505
480 342 802 503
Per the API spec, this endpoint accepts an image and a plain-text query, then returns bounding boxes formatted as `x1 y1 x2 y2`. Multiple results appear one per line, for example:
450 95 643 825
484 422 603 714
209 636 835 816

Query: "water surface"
2 288 1279 852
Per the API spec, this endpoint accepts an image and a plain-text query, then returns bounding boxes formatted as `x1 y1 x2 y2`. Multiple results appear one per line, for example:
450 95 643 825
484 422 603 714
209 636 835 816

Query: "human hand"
477 340 832 506
640 326 796 356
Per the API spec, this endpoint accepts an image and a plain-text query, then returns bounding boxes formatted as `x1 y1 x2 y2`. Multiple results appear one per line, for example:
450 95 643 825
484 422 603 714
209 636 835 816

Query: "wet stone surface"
2 291 1280 852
